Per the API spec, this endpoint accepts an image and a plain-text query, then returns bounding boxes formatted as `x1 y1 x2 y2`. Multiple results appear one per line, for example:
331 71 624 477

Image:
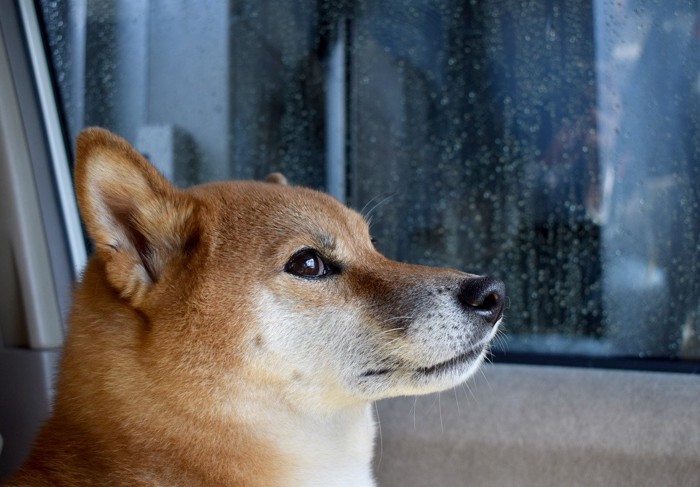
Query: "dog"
6 128 504 486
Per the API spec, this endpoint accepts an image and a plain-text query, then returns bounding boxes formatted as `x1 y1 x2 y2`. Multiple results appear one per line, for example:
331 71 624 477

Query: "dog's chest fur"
266 404 376 486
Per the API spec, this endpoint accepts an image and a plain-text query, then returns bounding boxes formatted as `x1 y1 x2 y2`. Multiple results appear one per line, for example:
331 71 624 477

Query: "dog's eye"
285 249 329 278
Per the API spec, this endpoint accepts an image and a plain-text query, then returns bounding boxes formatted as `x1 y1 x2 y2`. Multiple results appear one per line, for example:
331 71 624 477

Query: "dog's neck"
240 393 377 487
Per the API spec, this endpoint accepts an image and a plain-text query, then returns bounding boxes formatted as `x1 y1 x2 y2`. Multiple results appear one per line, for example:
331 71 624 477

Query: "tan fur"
6 128 504 486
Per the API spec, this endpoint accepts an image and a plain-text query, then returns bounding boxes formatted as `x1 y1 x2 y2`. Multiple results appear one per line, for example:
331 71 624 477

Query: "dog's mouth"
414 345 484 375
361 344 485 378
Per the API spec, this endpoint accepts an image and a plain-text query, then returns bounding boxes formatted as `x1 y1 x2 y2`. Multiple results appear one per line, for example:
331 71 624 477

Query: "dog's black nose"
458 276 506 326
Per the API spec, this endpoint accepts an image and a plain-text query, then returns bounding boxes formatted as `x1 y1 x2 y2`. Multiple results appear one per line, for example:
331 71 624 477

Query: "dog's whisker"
361 192 398 221
358 193 385 218
374 320 412 333
378 336 404 349
377 315 415 325
374 402 383 469
426 394 440 416
413 396 419 430
478 366 493 394
453 386 461 415
462 381 477 402
366 214 375 231
494 330 509 352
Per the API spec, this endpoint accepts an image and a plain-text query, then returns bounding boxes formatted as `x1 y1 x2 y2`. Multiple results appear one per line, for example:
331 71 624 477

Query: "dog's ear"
75 128 200 305
265 172 288 185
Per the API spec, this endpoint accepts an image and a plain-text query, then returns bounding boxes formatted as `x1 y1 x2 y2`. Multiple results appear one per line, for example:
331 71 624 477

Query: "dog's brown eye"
285 249 328 278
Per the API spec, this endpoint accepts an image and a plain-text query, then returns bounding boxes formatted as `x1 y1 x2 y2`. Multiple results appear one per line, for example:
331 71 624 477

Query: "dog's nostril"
457 276 506 326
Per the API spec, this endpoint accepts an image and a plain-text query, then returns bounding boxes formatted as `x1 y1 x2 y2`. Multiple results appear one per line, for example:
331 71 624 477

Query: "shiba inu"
7 128 504 486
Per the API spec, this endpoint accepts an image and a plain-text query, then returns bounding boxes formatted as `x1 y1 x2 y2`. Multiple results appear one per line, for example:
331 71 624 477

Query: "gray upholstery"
375 364 700 487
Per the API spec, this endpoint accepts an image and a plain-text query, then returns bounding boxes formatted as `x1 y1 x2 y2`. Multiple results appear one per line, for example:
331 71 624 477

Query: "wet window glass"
39 0 700 363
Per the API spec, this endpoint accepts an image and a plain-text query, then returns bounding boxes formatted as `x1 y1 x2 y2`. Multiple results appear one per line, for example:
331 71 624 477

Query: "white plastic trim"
0 31 63 349
18 0 87 277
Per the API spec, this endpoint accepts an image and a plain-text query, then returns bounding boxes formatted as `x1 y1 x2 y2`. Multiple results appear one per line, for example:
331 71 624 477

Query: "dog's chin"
355 344 490 399
406 344 489 395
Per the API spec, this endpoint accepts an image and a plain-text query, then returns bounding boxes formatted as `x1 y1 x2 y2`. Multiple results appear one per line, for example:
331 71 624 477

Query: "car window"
39 0 700 365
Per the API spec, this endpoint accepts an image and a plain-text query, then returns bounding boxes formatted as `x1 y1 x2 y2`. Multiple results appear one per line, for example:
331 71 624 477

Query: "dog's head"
75 128 504 412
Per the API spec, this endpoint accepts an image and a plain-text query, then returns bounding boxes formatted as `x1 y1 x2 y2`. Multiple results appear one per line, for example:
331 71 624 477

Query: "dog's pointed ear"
75 128 200 305
265 172 288 186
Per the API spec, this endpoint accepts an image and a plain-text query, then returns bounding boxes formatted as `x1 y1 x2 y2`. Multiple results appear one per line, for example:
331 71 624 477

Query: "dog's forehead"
192 180 370 249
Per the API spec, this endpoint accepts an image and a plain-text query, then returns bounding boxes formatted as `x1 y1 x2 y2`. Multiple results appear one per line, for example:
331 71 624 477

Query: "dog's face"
75 128 504 414
230 187 504 405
